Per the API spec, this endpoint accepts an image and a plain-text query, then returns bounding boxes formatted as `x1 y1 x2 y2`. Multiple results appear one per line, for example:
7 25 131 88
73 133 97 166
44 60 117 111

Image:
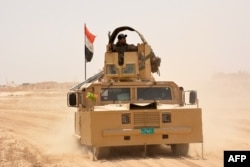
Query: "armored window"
101 88 130 101
106 64 118 74
122 64 135 74
137 87 172 100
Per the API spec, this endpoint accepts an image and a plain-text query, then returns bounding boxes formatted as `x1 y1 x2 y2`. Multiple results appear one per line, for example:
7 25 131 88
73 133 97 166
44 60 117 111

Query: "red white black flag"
84 25 96 62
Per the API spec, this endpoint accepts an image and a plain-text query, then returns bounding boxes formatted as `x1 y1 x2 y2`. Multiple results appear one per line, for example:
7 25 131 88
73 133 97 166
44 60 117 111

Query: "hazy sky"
1 0 250 85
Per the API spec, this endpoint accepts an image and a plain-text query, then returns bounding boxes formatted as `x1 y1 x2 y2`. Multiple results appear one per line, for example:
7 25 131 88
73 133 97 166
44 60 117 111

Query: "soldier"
113 34 137 65
113 34 137 52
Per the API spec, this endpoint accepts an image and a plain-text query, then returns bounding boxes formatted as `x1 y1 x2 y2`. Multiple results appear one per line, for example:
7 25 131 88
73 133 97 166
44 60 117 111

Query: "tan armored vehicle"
67 26 203 160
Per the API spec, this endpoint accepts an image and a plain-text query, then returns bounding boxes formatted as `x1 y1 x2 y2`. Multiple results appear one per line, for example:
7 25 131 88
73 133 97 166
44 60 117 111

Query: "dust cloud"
191 73 250 157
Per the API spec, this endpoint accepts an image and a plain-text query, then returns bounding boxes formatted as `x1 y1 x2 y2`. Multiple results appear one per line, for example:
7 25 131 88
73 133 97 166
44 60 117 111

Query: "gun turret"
104 26 161 82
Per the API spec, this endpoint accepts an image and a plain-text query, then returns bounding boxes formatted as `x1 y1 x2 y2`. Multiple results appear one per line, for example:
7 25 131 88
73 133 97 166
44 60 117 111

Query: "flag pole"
84 23 87 80
84 24 95 80
85 55 87 80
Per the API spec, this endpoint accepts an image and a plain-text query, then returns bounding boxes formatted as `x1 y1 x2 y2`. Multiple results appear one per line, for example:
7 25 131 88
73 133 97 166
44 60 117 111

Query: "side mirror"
189 91 197 105
67 92 78 107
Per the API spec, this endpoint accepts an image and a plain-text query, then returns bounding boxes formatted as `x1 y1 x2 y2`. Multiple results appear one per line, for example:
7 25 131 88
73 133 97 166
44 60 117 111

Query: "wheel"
171 144 189 156
93 146 110 160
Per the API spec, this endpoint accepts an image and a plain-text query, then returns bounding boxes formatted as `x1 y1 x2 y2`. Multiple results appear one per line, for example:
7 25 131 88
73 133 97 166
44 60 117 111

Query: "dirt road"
0 80 249 166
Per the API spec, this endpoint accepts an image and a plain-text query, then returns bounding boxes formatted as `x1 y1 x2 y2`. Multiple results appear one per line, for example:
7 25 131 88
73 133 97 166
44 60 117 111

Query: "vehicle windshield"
101 88 130 101
137 87 172 100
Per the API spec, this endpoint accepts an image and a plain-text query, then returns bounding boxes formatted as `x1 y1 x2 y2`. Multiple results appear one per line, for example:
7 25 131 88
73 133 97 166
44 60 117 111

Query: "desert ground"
0 76 249 167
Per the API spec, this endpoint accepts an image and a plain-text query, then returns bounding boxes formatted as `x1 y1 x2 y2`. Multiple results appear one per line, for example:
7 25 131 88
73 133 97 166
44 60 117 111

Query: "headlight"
162 113 171 123
122 113 130 124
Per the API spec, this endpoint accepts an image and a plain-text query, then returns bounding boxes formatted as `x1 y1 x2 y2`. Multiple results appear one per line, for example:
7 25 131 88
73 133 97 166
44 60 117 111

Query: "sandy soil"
0 79 249 167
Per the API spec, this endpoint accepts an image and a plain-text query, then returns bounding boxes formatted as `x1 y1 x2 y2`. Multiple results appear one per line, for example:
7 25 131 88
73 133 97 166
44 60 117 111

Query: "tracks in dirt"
75 145 205 167
91 155 204 167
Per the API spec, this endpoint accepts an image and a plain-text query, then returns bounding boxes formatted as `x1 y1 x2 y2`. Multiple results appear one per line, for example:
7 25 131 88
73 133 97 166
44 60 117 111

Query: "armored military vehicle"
67 26 203 160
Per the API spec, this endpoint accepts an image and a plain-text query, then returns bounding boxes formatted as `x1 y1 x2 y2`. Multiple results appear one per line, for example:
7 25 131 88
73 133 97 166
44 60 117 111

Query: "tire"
171 144 189 156
93 146 110 160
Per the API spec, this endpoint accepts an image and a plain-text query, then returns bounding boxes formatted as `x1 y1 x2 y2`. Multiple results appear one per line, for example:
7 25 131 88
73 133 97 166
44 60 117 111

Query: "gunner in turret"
114 34 137 52
113 34 137 66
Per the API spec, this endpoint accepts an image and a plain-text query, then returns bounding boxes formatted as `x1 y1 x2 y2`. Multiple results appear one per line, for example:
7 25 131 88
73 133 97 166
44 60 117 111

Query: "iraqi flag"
84 25 96 62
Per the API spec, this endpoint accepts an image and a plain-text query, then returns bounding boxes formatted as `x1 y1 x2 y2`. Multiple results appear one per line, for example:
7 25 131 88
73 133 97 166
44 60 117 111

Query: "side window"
137 87 172 100
101 88 130 101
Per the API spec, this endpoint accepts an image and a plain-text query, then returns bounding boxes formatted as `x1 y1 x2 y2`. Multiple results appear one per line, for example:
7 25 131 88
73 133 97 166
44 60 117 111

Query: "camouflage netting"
150 55 161 74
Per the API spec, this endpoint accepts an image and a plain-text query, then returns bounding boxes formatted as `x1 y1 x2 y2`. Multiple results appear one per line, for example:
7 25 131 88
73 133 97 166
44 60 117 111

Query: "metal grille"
133 111 160 128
